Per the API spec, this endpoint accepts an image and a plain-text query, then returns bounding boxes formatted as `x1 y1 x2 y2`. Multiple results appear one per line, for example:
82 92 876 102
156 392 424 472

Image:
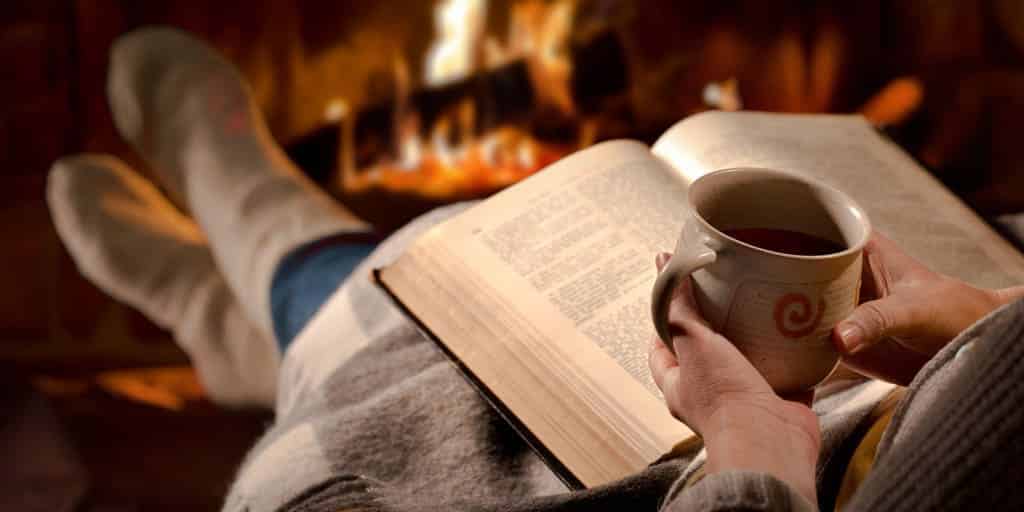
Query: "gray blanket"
225 205 1024 511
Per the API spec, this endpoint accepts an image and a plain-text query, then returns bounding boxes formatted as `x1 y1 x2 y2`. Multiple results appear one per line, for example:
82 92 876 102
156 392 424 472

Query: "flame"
518 137 537 169
425 0 488 86
515 0 575 114
391 54 420 170
430 115 455 167
396 115 424 171
538 1 573 67
324 98 349 122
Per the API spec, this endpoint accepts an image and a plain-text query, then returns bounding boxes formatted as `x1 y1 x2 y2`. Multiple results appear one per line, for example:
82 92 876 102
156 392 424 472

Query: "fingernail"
655 253 670 270
837 323 864 354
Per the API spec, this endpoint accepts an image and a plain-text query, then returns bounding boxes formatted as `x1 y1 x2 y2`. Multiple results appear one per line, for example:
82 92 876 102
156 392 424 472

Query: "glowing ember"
346 125 565 199
702 77 743 111
397 120 424 171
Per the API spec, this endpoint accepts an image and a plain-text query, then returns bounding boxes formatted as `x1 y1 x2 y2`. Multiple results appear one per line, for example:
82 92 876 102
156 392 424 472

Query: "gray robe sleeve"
661 471 817 512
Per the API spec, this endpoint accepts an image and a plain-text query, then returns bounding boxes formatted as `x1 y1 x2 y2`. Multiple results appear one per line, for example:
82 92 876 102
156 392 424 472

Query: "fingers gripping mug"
651 168 871 392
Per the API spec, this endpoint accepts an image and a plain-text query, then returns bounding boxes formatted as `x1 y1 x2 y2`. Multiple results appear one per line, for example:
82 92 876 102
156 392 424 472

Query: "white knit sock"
107 27 369 338
47 154 278 408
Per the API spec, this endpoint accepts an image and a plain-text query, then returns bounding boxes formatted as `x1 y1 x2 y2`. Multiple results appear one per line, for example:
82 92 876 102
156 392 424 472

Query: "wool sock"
48 155 278 407
107 27 370 339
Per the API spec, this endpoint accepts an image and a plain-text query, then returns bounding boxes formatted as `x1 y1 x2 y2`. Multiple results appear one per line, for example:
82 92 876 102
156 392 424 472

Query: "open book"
374 111 1024 489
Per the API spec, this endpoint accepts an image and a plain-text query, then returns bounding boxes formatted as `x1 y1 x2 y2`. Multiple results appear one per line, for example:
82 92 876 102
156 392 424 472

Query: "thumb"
834 297 907 354
655 252 672 272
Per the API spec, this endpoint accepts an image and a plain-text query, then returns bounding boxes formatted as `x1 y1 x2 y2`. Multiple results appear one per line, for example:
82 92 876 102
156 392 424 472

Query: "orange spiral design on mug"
773 293 826 339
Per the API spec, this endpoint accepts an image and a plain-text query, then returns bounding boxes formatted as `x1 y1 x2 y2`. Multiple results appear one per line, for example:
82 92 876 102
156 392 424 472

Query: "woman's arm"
650 253 821 510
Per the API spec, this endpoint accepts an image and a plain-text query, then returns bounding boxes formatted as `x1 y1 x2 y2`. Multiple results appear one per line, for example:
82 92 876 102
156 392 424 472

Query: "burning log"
288 29 627 174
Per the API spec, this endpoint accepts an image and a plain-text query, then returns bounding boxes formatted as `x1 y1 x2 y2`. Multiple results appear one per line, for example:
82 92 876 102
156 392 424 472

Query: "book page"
446 140 687 397
473 145 686 394
381 140 694 486
652 111 1024 288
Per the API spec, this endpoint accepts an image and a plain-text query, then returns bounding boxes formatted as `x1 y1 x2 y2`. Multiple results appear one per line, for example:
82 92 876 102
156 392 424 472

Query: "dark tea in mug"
722 228 846 256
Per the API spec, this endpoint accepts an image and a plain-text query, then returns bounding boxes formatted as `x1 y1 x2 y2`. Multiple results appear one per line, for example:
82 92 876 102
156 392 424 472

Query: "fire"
425 0 487 87
339 0 579 200
346 121 564 200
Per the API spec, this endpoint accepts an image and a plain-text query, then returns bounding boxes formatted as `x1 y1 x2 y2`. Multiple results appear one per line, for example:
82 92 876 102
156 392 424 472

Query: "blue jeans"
269 233 378 351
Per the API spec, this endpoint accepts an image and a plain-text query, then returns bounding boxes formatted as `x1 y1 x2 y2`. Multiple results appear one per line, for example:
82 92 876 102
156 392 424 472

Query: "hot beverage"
652 167 870 392
722 227 845 256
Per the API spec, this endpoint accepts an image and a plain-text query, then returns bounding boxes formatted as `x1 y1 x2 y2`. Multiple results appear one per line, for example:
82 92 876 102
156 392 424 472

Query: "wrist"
702 400 820 504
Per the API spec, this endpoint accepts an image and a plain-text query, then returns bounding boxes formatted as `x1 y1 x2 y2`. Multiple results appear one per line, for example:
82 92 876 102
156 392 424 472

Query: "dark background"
2 1 1023 510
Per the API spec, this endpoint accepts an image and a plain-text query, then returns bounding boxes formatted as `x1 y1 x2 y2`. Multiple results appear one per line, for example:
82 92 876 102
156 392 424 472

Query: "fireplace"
268 0 1024 230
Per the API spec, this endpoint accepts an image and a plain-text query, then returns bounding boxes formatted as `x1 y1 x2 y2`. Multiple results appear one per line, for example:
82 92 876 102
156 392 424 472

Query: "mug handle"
651 242 717 346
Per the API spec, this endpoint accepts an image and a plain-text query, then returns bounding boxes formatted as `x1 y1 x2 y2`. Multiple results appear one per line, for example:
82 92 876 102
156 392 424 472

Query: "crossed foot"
48 28 369 408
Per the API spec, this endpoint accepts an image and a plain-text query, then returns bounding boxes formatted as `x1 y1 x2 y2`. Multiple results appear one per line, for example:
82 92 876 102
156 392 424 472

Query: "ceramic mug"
651 168 871 392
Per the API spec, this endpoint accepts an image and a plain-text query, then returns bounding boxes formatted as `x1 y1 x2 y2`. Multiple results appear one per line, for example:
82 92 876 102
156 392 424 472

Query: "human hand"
649 253 820 504
833 232 1024 384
